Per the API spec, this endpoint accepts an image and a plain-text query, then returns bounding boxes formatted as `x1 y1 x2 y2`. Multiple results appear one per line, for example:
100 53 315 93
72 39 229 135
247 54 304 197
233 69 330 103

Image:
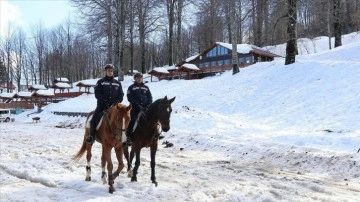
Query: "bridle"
104 108 127 141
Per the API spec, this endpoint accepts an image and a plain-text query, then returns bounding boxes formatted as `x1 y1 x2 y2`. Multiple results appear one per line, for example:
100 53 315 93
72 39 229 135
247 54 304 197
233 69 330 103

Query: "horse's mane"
145 98 163 119
107 103 128 124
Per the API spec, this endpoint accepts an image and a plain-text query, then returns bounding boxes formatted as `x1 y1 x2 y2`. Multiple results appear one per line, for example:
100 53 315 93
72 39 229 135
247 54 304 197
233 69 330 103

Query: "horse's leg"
104 147 115 194
123 143 133 177
150 143 158 186
128 146 136 178
122 143 131 171
131 148 141 182
85 144 92 181
101 146 107 184
112 144 124 181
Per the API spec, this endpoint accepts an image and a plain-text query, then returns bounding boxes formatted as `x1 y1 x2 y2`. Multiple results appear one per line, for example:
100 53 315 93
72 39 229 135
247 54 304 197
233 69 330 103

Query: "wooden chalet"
28 84 47 92
0 83 16 93
176 42 281 79
0 92 15 103
52 77 71 93
148 67 170 82
76 79 97 93
31 89 55 107
52 82 71 93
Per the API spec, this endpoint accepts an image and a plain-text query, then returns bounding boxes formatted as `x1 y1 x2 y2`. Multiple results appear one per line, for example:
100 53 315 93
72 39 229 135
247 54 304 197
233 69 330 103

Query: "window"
224 59 231 65
217 60 223 66
238 57 246 63
217 46 228 55
206 48 217 57
246 56 253 63
211 61 217 66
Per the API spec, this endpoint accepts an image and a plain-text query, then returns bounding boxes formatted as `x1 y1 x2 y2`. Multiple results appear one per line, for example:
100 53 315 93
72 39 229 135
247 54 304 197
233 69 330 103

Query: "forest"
0 0 359 91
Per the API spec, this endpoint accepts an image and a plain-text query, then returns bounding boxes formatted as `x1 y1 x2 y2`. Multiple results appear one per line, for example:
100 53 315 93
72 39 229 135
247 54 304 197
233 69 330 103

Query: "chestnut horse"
123 96 175 186
72 103 131 193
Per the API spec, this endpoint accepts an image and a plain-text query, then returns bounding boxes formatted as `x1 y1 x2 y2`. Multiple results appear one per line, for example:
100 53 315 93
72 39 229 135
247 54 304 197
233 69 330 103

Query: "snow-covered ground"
1 33 360 202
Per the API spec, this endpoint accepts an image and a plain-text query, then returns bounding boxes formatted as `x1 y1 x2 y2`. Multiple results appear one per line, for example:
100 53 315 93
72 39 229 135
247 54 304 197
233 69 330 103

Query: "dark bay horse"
124 96 175 186
72 103 131 193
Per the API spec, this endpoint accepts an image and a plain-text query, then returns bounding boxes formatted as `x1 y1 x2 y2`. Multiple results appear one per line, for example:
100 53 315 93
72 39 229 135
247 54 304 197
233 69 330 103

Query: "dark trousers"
90 106 106 137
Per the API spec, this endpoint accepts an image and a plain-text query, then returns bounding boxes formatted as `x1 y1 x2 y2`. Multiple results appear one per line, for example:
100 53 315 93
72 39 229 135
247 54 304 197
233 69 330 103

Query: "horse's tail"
72 113 92 163
71 131 88 162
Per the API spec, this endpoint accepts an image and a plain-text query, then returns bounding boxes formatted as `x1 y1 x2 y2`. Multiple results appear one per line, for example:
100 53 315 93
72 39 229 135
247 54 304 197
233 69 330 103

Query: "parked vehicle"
0 109 11 122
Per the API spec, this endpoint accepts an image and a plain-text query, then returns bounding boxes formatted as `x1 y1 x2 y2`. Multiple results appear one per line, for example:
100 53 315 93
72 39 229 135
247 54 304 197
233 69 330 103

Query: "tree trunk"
106 4 113 64
166 0 175 66
333 0 342 47
231 0 239 75
130 0 134 75
327 0 332 50
285 0 297 65
176 0 183 63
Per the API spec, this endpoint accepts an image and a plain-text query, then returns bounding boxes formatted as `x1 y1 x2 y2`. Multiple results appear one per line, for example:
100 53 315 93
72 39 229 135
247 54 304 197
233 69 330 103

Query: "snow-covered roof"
217 42 254 54
166 65 178 71
76 79 97 86
16 91 33 97
149 67 170 74
185 54 199 62
30 85 47 90
0 92 15 98
181 63 200 71
54 78 69 82
216 42 280 57
33 89 55 97
55 82 71 88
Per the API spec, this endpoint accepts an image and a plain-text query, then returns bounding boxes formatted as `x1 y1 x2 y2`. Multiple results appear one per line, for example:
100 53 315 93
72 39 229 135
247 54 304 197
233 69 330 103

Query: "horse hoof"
152 181 158 187
131 177 137 182
127 170 133 178
109 186 115 194
85 177 91 181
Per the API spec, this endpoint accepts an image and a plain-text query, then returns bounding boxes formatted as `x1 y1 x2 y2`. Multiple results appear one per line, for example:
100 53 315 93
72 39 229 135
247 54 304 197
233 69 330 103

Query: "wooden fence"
0 102 34 109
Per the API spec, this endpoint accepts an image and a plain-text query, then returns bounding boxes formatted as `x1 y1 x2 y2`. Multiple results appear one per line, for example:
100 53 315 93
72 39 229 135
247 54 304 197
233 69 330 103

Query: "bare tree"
136 0 162 73
3 24 15 92
13 29 27 91
33 23 47 84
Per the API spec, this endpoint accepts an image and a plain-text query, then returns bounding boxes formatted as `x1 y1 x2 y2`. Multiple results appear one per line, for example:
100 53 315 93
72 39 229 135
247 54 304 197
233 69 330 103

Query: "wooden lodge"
148 42 281 80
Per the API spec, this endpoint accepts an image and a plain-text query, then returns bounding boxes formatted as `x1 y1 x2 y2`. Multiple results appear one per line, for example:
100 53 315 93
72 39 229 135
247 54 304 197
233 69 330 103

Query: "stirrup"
85 135 94 144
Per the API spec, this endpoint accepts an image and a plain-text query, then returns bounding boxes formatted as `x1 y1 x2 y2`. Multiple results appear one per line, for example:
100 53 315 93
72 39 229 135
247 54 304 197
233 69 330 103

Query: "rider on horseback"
126 72 153 146
85 64 124 144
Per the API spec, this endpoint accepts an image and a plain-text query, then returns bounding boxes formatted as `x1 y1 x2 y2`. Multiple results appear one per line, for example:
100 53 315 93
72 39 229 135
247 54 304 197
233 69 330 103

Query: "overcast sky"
0 0 75 37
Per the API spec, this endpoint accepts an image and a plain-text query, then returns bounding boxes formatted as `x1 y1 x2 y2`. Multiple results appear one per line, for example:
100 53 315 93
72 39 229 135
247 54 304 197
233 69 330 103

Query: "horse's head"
111 103 132 132
156 96 175 132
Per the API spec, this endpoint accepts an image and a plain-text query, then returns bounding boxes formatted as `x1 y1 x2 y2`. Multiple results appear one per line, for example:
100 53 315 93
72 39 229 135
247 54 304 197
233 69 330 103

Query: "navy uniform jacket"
95 76 124 109
127 82 152 111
